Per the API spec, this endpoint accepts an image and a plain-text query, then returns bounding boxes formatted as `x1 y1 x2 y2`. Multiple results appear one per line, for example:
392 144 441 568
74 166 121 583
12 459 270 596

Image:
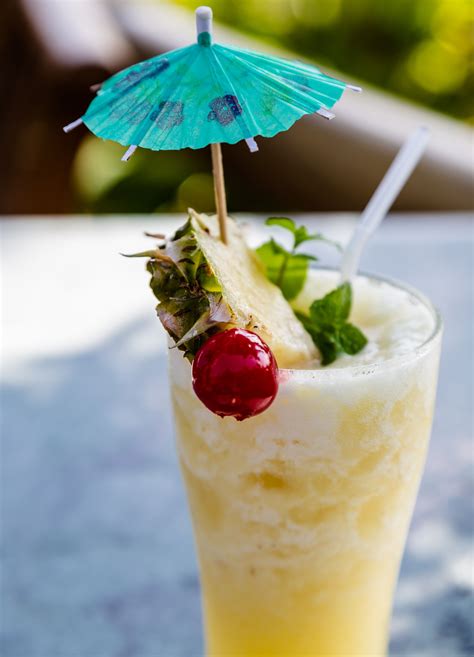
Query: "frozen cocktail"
170 267 440 655
130 211 441 656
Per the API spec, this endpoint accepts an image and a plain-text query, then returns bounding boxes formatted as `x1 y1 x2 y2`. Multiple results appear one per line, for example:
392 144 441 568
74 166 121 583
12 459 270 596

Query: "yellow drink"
169 270 442 656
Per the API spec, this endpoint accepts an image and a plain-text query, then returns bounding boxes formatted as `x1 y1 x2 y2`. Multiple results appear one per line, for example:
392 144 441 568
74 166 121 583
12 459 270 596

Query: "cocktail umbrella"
64 6 360 242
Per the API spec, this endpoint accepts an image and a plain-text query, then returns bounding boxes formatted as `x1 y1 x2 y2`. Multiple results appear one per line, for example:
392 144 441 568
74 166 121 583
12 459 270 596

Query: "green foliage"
256 217 339 301
174 0 473 122
255 218 367 365
297 283 368 365
310 283 352 328
256 239 317 301
266 217 342 250
73 137 214 214
339 323 368 356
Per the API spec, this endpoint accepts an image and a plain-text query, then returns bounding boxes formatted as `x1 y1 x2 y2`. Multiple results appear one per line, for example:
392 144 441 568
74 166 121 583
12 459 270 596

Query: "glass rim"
282 266 443 377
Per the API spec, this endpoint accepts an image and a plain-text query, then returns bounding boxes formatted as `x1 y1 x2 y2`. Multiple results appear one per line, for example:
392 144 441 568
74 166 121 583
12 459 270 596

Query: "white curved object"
340 126 430 283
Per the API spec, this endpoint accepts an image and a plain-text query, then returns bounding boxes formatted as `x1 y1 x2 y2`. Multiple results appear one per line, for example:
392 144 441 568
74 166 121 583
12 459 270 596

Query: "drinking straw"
339 126 430 282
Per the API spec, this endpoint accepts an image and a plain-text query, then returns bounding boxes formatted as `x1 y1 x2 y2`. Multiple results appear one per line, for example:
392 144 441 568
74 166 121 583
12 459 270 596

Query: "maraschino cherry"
192 328 279 421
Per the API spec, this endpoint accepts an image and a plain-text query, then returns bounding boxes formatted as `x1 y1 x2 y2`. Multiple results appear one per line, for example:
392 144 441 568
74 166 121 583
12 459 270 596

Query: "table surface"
2 213 473 657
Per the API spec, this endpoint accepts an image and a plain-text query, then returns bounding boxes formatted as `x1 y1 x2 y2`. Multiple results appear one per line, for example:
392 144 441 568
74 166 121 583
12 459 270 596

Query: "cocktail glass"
168 269 442 656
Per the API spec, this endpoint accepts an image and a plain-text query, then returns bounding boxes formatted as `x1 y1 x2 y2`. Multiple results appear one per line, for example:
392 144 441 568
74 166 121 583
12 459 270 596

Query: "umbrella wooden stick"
196 7 229 243
210 142 228 244
196 7 227 244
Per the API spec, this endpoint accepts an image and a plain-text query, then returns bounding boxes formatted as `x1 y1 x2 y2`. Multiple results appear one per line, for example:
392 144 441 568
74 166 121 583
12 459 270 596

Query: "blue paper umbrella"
64 6 360 237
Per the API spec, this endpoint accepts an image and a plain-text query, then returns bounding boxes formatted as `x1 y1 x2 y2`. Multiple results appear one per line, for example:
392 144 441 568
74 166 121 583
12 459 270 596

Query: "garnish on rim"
255 217 368 365
124 209 316 367
256 217 342 301
192 328 279 421
296 283 368 365
125 212 367 375
125 214 233 360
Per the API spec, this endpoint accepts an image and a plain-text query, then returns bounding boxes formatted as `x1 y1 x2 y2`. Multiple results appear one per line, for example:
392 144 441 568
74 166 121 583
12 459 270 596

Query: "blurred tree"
73 137 213 213
72 136 293 214
174 0 473 122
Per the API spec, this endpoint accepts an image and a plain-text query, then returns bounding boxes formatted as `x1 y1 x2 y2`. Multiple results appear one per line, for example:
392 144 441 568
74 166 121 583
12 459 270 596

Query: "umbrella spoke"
317 108 336 120
121 145 138 162
62 118 83 133
245 138 259 153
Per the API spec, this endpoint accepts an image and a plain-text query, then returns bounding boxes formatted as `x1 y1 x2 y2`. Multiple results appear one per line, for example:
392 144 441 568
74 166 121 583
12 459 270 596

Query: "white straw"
339 126 430 282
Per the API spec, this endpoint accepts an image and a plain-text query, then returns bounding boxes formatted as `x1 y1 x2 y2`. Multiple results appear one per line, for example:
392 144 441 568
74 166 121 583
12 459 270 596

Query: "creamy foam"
292 270 436 369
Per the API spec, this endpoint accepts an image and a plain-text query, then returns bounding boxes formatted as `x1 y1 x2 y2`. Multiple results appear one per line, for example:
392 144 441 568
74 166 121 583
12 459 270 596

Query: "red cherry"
192 328 279 421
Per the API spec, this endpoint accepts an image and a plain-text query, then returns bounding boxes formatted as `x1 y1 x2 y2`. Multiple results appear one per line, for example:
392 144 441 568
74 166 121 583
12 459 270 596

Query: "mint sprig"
296 283 368 365
256 217 341 301
255 217 367 366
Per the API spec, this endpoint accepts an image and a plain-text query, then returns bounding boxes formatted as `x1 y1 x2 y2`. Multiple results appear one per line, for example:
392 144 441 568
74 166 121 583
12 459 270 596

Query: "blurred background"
2 3 473 656
2 0 473 215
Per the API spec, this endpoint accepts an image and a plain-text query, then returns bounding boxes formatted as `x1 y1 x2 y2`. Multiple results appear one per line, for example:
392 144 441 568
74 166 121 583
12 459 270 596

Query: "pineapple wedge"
142 209 316 368
189 210 316 367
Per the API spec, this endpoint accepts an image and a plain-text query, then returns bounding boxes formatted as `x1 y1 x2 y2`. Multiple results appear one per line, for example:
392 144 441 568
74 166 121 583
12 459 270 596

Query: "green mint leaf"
255 240 288 284
312 332 338 365
293 226 331 248
256 241 312 301
261 217 341 292
257 219 367 365
295 310 311 330
296 230 342 252
256 237 292 260
255 238 291 272
338 323 368 355
295 313 338 365
265 217 341 251
310 282 352 329
278 255 310 300
297 284 367 365
294 253 319 262
268 238 291 257
265 217 297 234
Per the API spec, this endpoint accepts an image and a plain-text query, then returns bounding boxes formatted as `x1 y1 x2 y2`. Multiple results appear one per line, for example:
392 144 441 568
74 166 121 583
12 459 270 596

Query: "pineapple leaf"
141 212 233 360
122 249 173 262
174 294 232 348
157 295 208 342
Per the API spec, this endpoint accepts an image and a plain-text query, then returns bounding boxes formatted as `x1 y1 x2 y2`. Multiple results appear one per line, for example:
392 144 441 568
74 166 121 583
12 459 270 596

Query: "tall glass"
169 271 442 656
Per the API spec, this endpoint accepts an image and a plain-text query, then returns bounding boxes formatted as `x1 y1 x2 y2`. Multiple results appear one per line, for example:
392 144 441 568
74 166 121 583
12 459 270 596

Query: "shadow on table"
2 318 203 657
1 316 473 656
